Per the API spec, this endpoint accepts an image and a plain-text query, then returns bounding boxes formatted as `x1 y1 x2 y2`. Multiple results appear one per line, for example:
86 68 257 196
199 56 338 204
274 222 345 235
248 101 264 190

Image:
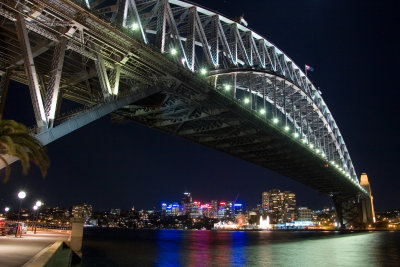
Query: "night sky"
1 0 399 212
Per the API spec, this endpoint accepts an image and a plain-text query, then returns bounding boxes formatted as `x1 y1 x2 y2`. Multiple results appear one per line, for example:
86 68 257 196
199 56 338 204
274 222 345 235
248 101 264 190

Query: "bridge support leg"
333 196 364 229
332 196 344 229
15 14 47 128
70 217 85 256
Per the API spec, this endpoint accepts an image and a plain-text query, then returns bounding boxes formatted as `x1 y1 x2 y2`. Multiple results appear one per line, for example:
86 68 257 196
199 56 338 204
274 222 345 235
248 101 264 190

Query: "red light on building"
220 202 226 205
325 164 329 168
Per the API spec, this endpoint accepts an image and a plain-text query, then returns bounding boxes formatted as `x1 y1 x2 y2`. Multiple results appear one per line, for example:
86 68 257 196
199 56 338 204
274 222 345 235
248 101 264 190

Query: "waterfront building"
72 203 92 222
297 207 312 221
261 189 296 223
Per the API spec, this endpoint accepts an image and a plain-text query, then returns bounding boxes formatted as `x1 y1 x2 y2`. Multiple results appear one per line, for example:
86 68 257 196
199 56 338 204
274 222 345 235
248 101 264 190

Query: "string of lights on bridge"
129 21 367 195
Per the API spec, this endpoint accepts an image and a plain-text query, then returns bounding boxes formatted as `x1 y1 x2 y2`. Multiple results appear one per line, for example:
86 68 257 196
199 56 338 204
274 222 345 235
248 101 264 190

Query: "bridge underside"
113 84 361 198
0 0 368 213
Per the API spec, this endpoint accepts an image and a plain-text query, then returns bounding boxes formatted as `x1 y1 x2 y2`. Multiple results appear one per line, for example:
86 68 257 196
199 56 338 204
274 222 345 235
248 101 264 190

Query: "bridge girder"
0 0 368 203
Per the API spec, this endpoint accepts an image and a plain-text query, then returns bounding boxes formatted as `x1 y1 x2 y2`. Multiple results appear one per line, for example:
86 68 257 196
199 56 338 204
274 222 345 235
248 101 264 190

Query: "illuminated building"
181 192 192 215
190 201 202 218
161 203 180 216
297 207 312 221
110 209 121 215
200 204 214 218
262 189 296 223
210 200 218 218
233 203 244 216
72 203 92 222
218 202 226 219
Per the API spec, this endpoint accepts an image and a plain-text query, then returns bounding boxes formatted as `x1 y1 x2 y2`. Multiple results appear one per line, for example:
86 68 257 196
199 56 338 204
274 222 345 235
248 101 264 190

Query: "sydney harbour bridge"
0 0 375 228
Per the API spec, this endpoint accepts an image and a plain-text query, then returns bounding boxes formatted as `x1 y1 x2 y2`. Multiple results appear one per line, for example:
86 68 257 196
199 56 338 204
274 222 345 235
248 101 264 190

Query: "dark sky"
1 0 399 212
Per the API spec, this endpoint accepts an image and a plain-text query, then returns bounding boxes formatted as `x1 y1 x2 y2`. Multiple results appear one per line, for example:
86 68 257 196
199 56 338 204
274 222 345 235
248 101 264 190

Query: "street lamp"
33 201 42 234
18 191 26 221
33 205 38 234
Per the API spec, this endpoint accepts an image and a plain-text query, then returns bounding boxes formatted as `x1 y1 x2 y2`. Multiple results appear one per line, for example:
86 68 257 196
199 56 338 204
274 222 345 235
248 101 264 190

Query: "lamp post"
33 201 42 234
33 205 38 234
17 191 26 221
4 207 9 219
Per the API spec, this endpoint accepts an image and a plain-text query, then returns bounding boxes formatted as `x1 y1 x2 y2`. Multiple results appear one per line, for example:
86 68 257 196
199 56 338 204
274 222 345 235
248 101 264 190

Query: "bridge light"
259 108 266 115
200 68 207 75
302 138 307 143
170 48 178 55
284 126 289 131
273 118 278 124
244 98 250 104
132 22 139 31
293 132 299 138
224 84 231 91
309 144 314 149
316 149 320 153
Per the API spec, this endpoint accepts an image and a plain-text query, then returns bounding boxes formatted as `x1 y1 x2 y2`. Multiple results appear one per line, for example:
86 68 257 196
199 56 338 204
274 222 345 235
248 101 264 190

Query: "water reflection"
82 229 400 267
155 230 183 266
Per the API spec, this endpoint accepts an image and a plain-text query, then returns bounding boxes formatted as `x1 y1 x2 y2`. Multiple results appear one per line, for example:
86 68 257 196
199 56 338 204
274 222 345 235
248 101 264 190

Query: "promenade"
0 231 69 267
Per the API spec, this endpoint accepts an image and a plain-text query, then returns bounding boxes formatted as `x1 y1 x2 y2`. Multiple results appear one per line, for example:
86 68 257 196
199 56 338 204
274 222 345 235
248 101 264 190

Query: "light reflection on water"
82 229 400 266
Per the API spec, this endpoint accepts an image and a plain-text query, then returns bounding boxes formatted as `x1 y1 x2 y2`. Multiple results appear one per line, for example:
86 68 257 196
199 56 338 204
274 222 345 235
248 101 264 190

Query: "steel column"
15 14 47 128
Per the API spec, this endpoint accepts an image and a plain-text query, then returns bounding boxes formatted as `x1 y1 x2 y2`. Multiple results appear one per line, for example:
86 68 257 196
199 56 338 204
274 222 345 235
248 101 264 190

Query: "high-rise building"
233 203 244 217
217 202 227 219
190 201 202 218
210 200 218 218
262 189 296 223
181 192 192 215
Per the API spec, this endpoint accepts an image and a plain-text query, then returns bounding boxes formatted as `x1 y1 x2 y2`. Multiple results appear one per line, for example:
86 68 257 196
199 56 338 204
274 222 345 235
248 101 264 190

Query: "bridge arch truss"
0 0 365 194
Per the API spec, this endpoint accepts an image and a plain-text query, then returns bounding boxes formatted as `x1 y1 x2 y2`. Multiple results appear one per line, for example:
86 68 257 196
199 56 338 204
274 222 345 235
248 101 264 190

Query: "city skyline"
0 0 399 212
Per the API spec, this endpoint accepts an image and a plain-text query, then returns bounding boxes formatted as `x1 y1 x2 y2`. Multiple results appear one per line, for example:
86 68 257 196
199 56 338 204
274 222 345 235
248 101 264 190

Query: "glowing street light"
33 205 38 211
259 108 266 115
35 201 42 207
200 68 207 75
244 97 250 104
302 138 307 143
284 125 290 131
132 22 139 31
170 48 177 55
223 84 231 91
293 132 299 138
309 144 314 149
4 207 9 212
18 191 26 199
273 118 278 124
18 190 26 221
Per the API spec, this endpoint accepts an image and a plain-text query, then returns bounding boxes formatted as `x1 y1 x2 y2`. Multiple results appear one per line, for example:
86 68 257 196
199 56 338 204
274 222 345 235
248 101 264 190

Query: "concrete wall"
22 241 80 267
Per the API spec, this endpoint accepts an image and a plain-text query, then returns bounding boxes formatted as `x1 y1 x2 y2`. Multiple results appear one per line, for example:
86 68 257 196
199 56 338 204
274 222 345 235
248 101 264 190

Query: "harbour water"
82 228 400 266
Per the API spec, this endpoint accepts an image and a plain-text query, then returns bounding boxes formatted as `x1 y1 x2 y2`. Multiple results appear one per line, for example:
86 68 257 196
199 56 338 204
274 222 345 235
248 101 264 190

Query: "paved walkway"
0 231 69 267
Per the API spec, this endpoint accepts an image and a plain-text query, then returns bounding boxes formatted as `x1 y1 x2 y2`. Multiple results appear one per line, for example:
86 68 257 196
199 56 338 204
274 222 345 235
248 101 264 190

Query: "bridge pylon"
333 173 375 229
